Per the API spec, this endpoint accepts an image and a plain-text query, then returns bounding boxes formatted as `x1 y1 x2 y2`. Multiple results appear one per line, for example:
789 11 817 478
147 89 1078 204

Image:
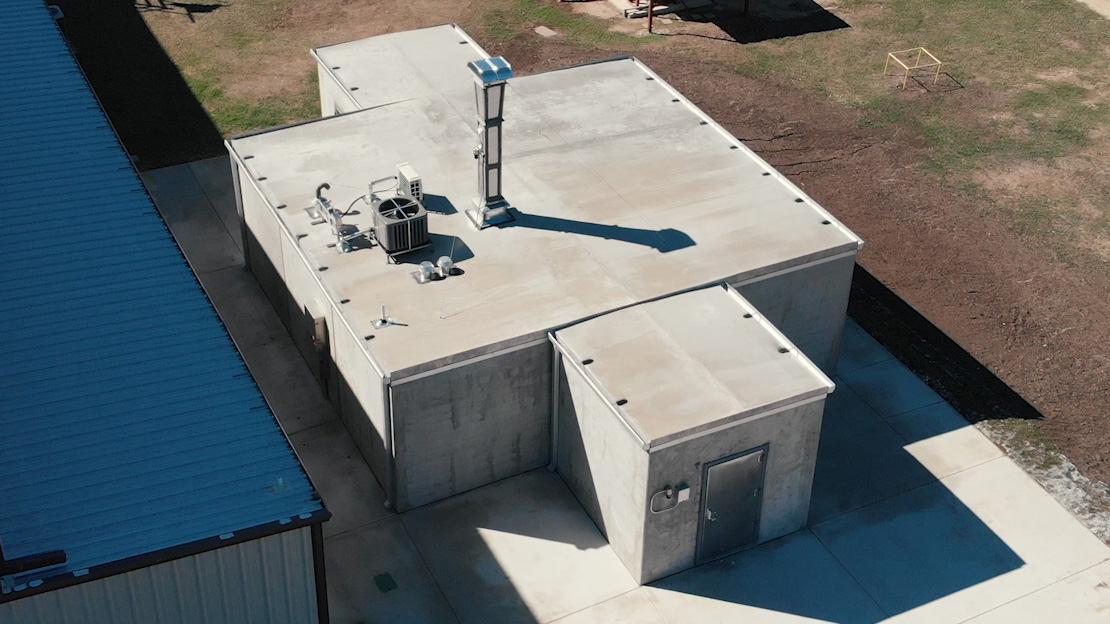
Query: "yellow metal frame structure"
884 48 942 90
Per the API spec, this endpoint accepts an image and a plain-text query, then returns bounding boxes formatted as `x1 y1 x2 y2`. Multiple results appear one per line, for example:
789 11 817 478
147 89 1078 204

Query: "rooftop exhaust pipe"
465 56 514 230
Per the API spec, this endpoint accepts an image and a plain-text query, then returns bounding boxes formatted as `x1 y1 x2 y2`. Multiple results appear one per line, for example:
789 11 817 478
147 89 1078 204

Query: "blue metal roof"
0 2 325 596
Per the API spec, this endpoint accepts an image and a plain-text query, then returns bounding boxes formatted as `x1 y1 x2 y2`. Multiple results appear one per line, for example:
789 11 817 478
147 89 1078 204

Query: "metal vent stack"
465 56 514 230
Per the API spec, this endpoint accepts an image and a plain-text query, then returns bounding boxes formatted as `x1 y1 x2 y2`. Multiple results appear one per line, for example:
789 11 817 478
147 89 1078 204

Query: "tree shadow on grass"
135 1 225 23
57 0 226 170
662 0 849 44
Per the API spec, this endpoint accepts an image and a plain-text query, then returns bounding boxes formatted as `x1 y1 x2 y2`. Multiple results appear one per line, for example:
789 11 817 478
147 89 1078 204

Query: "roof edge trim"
0 508 331 605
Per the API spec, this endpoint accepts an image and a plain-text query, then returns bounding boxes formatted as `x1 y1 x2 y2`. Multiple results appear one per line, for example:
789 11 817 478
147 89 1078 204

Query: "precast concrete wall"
390 341 552 511
0 529 318 624
239 166 290 328
280 228 338 394
333 317 389 488
315 61 359 117
641 398 825 582
556 359 650 581
732 254 855 375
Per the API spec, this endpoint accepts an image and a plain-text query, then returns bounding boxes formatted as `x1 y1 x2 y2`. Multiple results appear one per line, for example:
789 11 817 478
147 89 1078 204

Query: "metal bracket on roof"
372 305 406 328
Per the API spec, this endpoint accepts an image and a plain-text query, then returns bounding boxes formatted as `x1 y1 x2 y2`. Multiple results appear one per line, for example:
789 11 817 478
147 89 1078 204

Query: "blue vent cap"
468 57 513 84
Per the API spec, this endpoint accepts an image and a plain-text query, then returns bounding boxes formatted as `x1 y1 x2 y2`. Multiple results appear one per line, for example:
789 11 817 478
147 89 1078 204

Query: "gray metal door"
697 446 767 563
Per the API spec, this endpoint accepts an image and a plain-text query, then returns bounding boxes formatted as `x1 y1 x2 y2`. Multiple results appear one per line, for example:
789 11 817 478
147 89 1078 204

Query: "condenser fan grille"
378 197 421 220
373 196 430 255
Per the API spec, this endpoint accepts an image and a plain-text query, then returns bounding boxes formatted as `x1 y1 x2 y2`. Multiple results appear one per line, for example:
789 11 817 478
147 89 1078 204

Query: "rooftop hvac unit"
397 163 423 202
373 196 430 256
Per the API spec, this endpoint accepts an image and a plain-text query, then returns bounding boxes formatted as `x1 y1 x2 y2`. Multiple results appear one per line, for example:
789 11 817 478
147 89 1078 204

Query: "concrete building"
226 24 861 581
554 286 833 582
0 3 329 622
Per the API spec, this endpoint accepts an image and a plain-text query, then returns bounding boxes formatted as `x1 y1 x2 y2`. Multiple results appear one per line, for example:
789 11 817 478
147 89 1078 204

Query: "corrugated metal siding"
0 0 324 597
0 527 317 624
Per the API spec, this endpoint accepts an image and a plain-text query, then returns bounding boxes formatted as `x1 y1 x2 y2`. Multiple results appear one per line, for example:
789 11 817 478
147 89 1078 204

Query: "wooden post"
648 0 655 33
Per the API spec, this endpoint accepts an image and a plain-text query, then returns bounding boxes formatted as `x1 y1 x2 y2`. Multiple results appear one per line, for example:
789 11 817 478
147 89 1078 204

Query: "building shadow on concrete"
502 208 696 253
57 0 226 170
849 265 1042 423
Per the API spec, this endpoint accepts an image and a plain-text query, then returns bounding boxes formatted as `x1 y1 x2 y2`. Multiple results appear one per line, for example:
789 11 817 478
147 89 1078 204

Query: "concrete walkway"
1075 0 1110 20
144 157 1110 623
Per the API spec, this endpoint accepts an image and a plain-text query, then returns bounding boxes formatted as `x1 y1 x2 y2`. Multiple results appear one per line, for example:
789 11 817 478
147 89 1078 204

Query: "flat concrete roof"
312 24 488 112
556 286 833 446
229 31 861 379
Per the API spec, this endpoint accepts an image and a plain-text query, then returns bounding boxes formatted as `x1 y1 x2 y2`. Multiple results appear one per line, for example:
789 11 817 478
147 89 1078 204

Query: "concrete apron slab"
839 355 944 419
961 559 1110 624
646 530 887 623
146 158 1110 623
814 458 1110 623
886 400 1003 479
187 156 243 254
289 420 391 539
324 516 459 624
197 264 289 351
240 337 337 435
838 317 894 374
808 381 935 525
149 192 243 273
549 588 665 624
401 469 639 624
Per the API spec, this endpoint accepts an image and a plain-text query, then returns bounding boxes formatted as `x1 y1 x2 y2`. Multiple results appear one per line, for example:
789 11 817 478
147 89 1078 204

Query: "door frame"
695 443 769 565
